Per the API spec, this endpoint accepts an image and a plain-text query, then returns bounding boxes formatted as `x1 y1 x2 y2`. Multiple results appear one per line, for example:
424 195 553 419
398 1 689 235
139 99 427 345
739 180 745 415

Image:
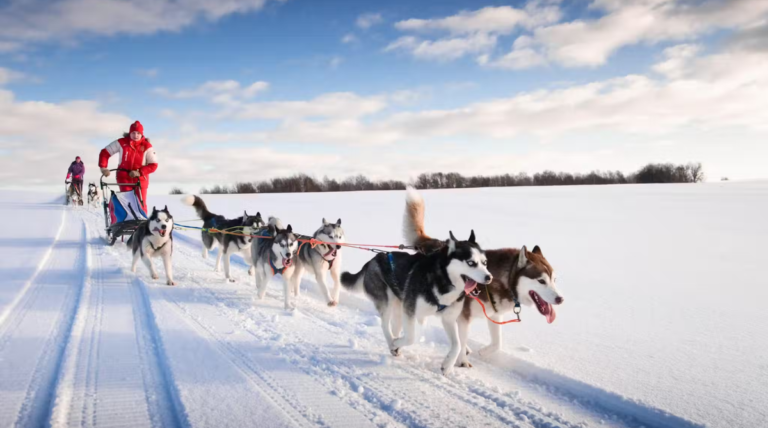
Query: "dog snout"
336 245 341 250
161 224 167 230
555 296 564 305
284 252 292 259
484 274 493 284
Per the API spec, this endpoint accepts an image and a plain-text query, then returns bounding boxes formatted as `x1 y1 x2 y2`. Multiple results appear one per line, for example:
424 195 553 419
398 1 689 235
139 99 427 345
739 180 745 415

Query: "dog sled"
65 180 84 206
100 168 147 246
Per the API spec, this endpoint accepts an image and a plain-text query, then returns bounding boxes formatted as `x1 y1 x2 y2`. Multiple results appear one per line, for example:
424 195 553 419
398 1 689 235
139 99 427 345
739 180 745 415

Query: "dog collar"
269 253 285 276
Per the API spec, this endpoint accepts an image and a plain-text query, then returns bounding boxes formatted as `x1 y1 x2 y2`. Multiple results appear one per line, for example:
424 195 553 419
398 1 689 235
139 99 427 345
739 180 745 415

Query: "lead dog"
253 218 300 310
341 230 492 375
127 206 175 286
402 187 564 367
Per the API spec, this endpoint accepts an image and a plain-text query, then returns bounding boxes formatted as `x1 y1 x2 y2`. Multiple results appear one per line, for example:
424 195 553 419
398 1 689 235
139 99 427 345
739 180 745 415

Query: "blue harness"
387 252 449 312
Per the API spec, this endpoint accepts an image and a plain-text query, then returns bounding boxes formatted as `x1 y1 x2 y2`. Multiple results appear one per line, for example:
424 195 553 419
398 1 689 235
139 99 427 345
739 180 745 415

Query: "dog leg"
330 257 343 304
390 299 403 337
215 249 223 272
478 316 503 356
162 251 176 286
223 251 235 283
378 303 395 351
315 268 335 306
255 270 268 300
282 276 294 310
391 314 417 355
201 243 208 259
441 317 461 376
131 250 139 273
143 255 159 280
457 316 472 368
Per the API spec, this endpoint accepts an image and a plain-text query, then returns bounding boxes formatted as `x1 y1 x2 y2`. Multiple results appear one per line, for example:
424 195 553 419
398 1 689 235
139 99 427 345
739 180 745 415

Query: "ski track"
0 204 706 428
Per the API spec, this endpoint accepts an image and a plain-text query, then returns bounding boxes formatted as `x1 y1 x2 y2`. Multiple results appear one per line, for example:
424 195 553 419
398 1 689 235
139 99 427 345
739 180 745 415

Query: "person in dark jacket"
66 156 85 203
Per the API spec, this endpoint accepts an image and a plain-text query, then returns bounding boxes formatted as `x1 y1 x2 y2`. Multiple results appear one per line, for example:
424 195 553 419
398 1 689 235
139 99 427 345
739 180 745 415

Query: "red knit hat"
129 121 144 135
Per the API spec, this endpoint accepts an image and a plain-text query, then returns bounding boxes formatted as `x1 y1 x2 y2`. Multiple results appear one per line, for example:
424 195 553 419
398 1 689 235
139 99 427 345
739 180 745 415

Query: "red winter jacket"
98 136 158 188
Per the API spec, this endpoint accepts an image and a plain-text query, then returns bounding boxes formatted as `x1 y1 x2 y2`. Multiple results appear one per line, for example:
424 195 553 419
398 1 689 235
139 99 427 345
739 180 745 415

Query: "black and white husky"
182 195 265 282
341 231 493 375
87 183 101 208
127 206 175 286
292 218 345 306
252 218 300 310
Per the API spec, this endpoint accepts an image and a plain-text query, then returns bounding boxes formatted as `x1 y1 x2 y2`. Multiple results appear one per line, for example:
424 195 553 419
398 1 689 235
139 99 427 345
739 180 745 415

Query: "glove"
101 168 110 177
129 170 141 178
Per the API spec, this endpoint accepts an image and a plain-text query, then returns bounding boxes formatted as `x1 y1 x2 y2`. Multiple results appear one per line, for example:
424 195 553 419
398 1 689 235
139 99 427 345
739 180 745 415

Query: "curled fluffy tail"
341 269 366 293
181 195 215 221
268 216 283 229
403 186 431 246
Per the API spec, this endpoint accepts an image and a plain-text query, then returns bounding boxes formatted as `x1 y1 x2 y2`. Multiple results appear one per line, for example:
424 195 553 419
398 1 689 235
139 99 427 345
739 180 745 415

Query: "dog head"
241 211 265 237
88 183 97 191
445 230 493 294
268 222 298 268
315 218 345 257
149 206 174 239
514 245 562 324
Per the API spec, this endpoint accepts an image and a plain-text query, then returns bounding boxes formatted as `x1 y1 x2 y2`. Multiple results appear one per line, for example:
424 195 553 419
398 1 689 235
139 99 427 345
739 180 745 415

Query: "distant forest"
168 162 704 195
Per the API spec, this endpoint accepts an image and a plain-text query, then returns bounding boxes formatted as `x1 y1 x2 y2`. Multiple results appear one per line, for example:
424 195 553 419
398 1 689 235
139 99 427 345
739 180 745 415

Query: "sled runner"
100 168 147 245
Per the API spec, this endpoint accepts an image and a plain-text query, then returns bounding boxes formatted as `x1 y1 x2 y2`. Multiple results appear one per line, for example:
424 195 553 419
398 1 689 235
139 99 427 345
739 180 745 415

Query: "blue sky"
1 0 767 193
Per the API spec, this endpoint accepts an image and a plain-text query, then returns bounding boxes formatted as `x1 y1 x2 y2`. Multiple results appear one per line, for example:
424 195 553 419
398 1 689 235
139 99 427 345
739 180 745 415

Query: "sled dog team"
127 187 564 374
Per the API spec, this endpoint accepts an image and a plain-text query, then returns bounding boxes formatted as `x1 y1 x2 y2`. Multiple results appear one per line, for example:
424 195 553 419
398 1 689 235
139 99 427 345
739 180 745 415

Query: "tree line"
168 162 704 195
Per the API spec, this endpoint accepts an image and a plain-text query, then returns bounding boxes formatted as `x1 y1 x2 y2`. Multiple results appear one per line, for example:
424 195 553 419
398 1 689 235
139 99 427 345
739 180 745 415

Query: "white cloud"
329 56 344 69
356 13 383 29
387 4 561 62
154 80 269 102
135 68 159 78
0 68 26 85
222 92 388 121
341 33 358 44
499 0 768 68
0 0 282 52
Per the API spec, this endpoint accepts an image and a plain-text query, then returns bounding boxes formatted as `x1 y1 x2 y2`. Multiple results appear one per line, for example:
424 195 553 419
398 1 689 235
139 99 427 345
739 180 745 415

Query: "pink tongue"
283 258 292 267
464 279 477 294
546 305 556 324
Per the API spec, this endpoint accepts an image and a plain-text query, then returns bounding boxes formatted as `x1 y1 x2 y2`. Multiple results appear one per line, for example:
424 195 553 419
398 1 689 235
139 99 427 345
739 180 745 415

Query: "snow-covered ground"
0 183 764 428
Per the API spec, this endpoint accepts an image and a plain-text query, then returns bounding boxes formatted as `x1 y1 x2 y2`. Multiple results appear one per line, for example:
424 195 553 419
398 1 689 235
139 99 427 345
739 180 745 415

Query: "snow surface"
0 183 765 428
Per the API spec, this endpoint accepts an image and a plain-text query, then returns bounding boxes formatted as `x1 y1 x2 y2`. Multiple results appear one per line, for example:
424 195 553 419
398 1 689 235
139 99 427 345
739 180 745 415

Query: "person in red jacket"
98 121 158 213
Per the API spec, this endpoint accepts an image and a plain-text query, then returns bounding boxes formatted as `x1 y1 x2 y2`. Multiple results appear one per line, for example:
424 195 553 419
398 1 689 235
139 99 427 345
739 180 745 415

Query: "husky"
402 187 564 367
182 195 265 282
127 206 175 286
291 218 345 306
87 183 101 208
341 230 493 375
252 218 300 310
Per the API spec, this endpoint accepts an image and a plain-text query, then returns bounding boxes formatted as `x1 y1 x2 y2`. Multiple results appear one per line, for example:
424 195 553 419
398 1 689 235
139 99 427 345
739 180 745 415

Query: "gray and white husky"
292 218 345 306
182 195 265 282
127 206 175 286
253 218 300 310
87 183 101 208
341 231 493 375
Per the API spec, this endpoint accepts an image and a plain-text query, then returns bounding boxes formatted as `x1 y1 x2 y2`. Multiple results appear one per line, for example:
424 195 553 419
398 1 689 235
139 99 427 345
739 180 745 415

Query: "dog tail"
341 268 366 293
403 186 432 246
268 216 283 229
182 195 216 221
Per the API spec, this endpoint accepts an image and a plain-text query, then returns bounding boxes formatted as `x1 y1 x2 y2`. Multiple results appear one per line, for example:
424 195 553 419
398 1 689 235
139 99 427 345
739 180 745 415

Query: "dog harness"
269 254 285 276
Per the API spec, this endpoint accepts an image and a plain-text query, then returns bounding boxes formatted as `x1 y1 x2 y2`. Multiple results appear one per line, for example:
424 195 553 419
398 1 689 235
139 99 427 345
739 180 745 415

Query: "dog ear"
532 245 542 256
256 212 261 219
244 210 248 218
518 246 528 269
468 229 476 243
151 206 157 214
164 205 168 212
448 231 457 254
336 218 342 226
323 218 328 226
286 224 293 234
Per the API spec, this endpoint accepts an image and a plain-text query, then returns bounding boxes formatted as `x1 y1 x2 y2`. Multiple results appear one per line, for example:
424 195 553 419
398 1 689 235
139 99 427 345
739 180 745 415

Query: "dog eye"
538 279 546 285
482 260 487 266
467 260 477 267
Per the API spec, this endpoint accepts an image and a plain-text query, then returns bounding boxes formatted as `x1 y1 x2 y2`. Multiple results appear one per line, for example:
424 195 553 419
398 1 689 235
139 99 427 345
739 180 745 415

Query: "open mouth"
154 228 167 237
530 291 556 324
283 257 293 268
461 275 478 294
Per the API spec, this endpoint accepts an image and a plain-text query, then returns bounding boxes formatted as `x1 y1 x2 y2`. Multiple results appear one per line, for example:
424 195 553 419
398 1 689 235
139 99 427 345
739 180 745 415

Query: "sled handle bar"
100 168 141 188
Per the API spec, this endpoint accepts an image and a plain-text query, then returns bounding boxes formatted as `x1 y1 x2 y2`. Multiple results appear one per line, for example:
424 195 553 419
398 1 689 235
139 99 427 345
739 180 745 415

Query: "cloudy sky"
1 0 767 193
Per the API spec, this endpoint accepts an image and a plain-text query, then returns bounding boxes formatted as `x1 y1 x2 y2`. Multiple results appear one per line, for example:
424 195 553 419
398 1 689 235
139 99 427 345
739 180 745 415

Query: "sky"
1 0 767 194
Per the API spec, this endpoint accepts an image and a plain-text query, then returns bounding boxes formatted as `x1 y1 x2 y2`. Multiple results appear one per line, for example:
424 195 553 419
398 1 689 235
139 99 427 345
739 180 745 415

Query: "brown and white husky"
402 187 564 368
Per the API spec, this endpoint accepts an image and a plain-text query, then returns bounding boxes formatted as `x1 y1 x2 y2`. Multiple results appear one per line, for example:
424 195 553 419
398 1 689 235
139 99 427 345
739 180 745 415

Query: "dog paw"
457 358 473 368
152 274 159 280
248 267 255 276
327 300 338 307
167 280 176 286
441 365 454 376
478 345 500 357
390 348 401 357
227 278 236 283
